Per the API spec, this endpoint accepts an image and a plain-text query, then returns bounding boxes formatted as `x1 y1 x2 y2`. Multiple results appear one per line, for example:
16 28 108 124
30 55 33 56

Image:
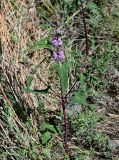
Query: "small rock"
108 140 119 149
113 68 119 78
66 104 83 115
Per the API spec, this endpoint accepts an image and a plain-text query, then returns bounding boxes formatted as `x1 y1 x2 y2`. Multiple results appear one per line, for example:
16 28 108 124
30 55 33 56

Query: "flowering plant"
26 0 89 154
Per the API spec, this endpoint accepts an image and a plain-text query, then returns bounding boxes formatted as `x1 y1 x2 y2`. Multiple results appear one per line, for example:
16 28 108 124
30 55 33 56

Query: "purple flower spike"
58 50 65 60
52 38 63 46
52 51 65 61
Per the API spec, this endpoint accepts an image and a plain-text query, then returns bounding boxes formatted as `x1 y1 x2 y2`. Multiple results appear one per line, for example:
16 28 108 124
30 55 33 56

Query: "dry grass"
1 0 59 116
0 0 60 156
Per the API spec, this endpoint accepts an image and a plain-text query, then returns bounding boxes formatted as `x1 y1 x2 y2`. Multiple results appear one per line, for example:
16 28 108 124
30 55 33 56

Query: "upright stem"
61 96 68 153
80 0 89 55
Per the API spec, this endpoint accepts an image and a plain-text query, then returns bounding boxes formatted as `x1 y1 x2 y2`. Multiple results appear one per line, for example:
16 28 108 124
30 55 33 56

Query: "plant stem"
59 62 68 153
80 0 89 55
61 96 68 153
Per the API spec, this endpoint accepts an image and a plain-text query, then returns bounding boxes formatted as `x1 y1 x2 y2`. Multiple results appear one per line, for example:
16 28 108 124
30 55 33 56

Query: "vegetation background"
0 0 119 159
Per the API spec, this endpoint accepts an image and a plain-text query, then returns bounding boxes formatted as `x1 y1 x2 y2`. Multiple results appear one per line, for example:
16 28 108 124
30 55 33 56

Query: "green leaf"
79 73 86 92
58 62 70 95
72 92 86 105
26 75 34 88
40 123 57 133
34 64 40 70
31 38 52 51
41 132 52 145
24 86 51 94
87 2 98 10
80 73 85 86
64 0 73 5
26 65 40 88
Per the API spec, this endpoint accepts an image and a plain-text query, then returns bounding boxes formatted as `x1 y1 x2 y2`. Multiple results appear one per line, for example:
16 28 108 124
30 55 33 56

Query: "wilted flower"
55 28 62 34
52 38 63 46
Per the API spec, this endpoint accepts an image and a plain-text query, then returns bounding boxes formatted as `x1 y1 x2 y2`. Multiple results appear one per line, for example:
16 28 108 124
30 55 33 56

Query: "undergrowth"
0 0 119 160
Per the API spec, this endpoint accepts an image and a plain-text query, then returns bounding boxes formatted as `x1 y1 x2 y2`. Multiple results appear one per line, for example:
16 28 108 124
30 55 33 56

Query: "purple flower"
52 51 65 61
52 38 63 46
52 51 58 60
58 50 65 60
